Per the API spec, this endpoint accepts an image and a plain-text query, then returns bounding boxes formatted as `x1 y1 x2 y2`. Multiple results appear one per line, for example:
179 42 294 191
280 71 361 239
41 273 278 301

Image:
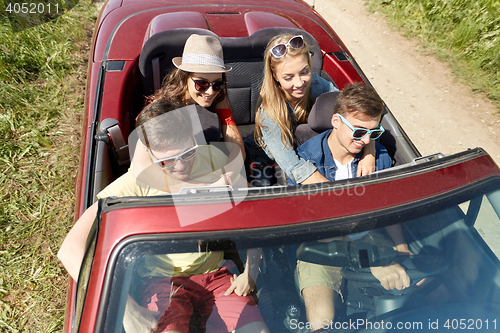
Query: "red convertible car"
64 0 500 332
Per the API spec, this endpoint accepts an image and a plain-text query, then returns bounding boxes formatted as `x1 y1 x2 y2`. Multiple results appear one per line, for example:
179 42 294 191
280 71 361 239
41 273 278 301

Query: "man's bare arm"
225 248 262 296
58 202 99 280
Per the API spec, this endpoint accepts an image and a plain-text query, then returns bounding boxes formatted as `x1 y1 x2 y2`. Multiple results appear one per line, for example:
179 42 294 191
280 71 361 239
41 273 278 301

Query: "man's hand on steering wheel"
370 262 411 291
395 243 414 256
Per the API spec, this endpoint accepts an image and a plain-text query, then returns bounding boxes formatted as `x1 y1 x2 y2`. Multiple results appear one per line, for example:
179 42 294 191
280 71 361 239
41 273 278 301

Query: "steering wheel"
341 254 447 294
297 240 447 294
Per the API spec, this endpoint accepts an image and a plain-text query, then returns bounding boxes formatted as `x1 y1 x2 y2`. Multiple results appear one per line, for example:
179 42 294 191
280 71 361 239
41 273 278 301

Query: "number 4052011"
443 319 497 330
5 3 59 14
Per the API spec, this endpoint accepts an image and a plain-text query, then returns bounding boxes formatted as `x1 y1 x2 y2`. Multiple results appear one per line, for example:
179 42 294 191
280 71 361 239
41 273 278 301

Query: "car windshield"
100 180 500 333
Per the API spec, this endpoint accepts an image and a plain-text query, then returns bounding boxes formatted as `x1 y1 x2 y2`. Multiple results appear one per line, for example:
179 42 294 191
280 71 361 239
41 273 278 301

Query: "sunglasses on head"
270 35 305 59
336 113 385 140
191 78 226 93
149 143 198 169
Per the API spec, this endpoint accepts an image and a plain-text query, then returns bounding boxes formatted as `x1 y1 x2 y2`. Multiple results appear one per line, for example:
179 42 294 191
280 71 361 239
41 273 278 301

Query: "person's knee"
233 321 269 333
302 285 335 304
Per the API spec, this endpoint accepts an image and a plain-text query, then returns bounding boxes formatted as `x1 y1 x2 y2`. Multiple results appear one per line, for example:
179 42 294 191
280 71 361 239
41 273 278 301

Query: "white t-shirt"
334 159 353 181
334 158 368 240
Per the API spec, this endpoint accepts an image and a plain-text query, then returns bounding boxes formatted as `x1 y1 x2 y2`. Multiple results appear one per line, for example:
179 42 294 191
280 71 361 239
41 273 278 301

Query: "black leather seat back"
294 91 339 146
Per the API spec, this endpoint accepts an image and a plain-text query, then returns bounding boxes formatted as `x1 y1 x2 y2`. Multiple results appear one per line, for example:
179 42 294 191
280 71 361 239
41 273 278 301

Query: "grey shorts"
297 260 343 295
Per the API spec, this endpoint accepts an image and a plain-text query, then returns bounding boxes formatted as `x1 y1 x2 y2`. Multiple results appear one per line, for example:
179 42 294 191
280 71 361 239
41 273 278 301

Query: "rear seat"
134 27 326 187
138 27 324 139
96 28 404 197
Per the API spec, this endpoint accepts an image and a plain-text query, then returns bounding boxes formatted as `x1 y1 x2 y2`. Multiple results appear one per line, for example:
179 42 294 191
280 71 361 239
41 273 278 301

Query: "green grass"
0 1 97 331
367 0 500 110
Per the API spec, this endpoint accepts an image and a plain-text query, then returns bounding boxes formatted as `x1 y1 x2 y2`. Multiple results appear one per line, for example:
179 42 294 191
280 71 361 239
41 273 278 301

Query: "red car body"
64 0 500 332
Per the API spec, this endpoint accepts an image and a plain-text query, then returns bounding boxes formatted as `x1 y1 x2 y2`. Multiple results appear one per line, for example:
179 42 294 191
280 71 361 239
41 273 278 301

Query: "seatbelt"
152 57 161 92
107 124 129 166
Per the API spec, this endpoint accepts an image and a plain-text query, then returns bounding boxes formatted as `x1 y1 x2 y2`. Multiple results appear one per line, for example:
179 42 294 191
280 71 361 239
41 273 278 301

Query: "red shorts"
142 267 264 333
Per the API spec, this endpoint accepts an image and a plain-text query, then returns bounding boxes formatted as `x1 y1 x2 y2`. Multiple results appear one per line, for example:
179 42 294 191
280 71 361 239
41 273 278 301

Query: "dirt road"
305 0 500 166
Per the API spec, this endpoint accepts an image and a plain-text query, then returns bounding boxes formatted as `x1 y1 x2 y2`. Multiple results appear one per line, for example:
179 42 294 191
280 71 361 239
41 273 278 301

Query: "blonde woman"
254 34 375 185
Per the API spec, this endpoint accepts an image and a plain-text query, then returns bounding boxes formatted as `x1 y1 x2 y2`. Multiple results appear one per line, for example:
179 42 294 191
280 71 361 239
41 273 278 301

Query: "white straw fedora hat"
172 34 232 73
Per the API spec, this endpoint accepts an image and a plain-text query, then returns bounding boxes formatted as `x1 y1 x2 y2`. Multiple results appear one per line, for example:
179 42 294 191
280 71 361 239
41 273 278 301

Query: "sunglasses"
149 143 198 169
336 113 385 140
270 35 305 59
191 78 226 93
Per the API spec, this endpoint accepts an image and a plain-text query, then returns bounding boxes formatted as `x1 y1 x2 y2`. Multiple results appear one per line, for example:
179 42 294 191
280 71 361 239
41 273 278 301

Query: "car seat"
138 27 323 137
138 27 326 185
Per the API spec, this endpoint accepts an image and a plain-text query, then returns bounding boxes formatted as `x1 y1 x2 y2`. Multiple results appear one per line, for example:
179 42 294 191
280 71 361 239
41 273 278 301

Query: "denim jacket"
257 73 339 184
290 129 392 185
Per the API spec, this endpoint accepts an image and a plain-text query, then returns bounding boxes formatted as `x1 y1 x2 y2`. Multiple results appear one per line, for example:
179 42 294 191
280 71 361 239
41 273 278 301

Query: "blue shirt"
289 129 392 185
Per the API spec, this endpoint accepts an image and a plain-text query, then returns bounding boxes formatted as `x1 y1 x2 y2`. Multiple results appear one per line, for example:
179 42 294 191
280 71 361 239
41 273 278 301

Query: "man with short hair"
58 100 269 333
292 83 413 331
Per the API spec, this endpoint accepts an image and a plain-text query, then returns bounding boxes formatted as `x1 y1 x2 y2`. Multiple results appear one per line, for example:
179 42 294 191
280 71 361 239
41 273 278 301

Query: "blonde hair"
255 34 314 149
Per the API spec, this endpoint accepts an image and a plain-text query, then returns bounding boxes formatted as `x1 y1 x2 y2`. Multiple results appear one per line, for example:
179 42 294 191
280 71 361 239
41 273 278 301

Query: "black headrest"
308 91 339 132
138 28 220 97
221 27 323 126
